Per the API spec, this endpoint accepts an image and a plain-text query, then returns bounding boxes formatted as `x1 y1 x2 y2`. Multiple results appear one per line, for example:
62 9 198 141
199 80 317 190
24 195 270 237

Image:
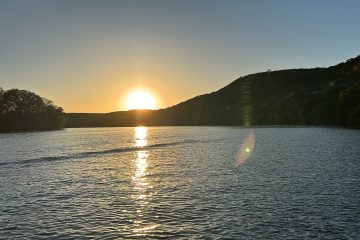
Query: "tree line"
0 88 65 132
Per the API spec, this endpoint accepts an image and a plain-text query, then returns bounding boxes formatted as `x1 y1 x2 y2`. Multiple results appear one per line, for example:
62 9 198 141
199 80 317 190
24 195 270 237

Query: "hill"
66 55 360 128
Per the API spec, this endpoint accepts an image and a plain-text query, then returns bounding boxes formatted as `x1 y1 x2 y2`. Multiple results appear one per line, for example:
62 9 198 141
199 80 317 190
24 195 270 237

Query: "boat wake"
0 139 198 167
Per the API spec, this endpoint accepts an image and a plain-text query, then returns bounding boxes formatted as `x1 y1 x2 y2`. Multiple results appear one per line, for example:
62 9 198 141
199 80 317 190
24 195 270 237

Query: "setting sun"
126 91 156 110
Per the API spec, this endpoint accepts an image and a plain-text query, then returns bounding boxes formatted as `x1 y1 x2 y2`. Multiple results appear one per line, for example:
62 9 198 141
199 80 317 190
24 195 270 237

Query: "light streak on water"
132 127 158 235
135 126 147 147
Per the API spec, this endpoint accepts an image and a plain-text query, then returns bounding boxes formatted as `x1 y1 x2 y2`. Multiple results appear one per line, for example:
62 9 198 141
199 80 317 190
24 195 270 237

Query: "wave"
0 139 198 167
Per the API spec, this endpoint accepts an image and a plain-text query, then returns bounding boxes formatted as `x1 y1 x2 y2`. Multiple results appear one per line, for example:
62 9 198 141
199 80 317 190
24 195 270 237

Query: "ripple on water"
0 127 359 239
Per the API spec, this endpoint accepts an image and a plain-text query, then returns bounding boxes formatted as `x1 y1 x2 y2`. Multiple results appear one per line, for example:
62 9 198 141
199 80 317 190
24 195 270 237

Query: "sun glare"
126 91 156 110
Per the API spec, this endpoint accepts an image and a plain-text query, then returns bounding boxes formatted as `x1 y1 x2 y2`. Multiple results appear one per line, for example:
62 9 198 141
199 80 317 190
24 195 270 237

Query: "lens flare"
236 130 255 167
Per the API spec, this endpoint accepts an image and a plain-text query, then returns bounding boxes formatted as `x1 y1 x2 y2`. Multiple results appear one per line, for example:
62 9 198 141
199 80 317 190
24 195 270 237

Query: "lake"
0 127 359 239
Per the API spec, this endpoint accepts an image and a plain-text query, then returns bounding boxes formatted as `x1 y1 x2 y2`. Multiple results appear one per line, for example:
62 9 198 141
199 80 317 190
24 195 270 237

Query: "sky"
0 0 359 112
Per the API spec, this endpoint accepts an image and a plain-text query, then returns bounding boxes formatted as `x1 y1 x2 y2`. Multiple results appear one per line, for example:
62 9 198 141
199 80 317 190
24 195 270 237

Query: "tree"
348 104 360 128
0 88 66 132
337 86 360 125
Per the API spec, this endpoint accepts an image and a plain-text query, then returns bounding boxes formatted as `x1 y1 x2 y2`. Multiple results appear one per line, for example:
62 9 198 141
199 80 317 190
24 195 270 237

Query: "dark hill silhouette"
66 55 360 128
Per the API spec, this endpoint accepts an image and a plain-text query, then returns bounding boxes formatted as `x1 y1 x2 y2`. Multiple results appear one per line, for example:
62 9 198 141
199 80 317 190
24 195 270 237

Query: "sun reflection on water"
132 127 157 234
133 151 149 191
132 127 150 195
135 127 147 147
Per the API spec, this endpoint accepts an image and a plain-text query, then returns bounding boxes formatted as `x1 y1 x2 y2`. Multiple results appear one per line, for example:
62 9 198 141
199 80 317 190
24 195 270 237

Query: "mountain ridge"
66 55 360 128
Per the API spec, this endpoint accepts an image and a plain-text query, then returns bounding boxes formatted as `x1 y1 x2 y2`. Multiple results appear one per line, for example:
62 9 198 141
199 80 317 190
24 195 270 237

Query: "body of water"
0 127 359 239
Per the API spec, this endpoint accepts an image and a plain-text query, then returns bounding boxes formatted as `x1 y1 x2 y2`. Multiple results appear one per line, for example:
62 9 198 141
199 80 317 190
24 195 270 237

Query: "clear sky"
1 0 359 112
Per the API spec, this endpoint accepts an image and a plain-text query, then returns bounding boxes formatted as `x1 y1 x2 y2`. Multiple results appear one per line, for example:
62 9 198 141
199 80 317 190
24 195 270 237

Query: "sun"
126 90 156 110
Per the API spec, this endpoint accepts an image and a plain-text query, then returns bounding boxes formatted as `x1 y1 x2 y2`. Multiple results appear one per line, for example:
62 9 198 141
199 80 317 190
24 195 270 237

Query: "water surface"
0 127 359 239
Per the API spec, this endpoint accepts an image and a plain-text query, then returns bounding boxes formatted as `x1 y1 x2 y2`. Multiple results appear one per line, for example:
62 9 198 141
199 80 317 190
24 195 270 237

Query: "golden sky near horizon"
1 1 359 112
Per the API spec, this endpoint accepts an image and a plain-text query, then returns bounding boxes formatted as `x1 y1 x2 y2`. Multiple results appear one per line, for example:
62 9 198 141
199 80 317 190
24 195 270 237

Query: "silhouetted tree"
348 104 360 127
0 88 66 132
336 86 360 125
